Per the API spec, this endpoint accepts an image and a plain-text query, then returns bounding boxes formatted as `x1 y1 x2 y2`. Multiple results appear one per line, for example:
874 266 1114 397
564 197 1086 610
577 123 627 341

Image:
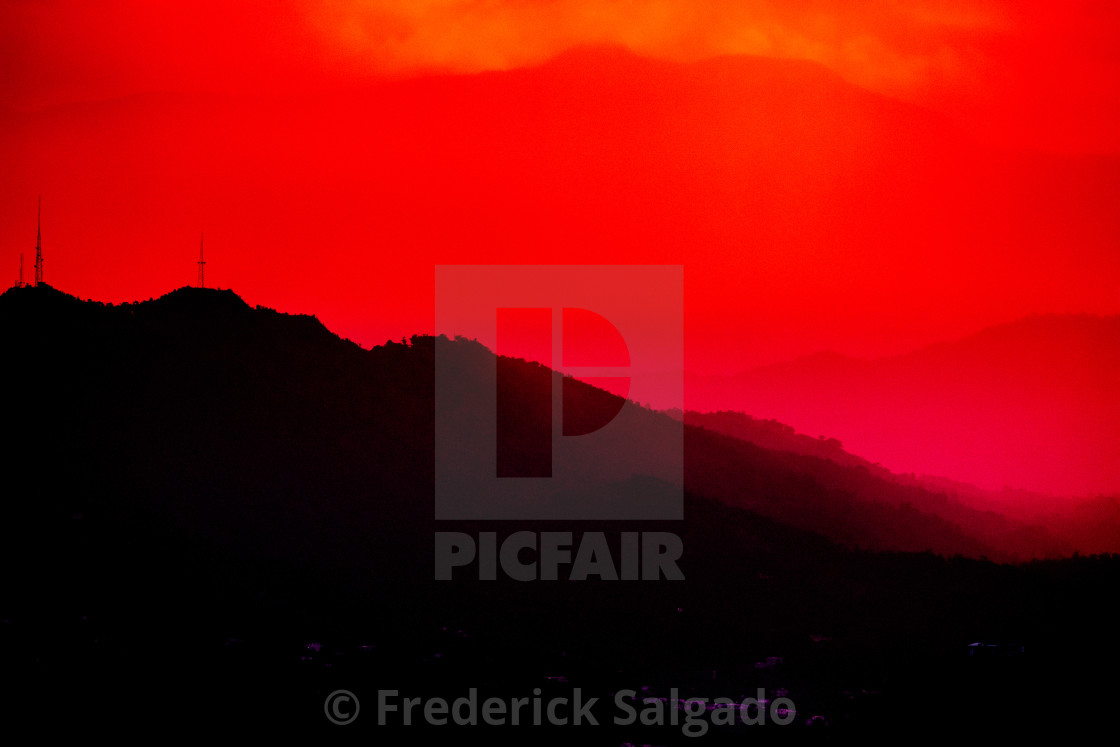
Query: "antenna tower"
33 197 43 286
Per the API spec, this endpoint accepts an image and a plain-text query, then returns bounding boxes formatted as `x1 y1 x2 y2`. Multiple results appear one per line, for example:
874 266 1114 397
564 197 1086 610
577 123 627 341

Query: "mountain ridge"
5 282 1113 559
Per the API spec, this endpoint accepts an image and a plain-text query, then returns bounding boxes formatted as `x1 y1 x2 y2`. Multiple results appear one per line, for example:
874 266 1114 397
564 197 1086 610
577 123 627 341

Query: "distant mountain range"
678 408 1120 557
685 314 1120 497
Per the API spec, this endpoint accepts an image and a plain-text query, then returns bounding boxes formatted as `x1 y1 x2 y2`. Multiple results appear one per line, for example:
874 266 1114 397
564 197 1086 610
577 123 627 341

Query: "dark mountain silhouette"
2 284 1117 739
686 315 1120 497
2 284 1078 563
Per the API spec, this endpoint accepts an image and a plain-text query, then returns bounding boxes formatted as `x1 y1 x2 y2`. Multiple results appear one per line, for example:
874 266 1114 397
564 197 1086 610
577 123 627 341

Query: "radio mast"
33 197 43 286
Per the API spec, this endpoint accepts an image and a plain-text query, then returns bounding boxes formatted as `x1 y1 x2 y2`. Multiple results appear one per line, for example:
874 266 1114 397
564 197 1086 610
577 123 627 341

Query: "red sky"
2 0 1118 376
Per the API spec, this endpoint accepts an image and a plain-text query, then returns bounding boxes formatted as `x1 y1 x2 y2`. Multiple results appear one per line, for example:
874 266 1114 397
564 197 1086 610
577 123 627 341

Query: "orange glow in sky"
4 1 1119 152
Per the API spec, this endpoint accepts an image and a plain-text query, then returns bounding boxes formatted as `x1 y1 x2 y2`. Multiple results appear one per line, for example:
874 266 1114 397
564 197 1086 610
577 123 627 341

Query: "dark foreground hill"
1 284 1117 739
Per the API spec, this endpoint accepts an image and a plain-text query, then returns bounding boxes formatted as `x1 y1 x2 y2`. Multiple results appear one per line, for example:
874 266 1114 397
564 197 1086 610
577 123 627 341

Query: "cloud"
299 0 1119 150
303 1 1004 90
1 1 1117 150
